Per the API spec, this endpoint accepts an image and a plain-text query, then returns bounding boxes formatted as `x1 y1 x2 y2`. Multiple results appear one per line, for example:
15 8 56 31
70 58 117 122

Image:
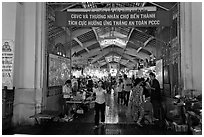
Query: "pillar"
180 2 202 94
191 3 202 95
2 2 46 126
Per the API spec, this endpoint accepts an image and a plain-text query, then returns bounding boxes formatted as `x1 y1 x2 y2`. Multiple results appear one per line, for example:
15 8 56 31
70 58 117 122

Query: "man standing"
123 74 132 106
149 72 161 120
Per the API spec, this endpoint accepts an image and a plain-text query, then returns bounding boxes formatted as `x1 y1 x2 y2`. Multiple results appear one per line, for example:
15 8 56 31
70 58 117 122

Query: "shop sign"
2 40 15 89
55 8 172 27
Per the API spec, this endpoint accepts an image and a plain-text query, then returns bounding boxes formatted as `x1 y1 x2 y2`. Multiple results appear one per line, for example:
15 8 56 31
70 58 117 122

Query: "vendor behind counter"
63 76 95 101
72 81 78 96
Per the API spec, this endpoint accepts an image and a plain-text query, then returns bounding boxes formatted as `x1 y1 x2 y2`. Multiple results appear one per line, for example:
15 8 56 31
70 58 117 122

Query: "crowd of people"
93 72 162 128
61 75 114 122
62 72 162 128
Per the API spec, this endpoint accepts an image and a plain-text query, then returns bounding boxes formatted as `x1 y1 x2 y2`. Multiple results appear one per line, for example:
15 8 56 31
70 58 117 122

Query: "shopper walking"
123 74 132 106
93 80 107 129
128 78 145 127
116 78 124 104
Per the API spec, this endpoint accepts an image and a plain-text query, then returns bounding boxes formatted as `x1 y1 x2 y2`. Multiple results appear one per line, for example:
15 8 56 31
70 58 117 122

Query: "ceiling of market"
47 2 177 69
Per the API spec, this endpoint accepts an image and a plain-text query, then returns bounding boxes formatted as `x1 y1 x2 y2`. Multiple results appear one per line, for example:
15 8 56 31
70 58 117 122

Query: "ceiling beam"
134 28 166 45
127 28 135 41
117 52 137 64
78 45 146 61
124 60 129 65
97 31 128 40
47 2 78 5
127 40 154 57
136 47 143 53
93 61 102 67
144 36 154 47
77 43 150 62
92 27 104 53
60 3 80 11
73 37 89 52
72 28 129 54
72 35 153 61
142 2 146 7
91 47 138 64
149 2 169 11
71 39 98 54
100 60 132 69
123 27 135 59
136 36 154 53
73 39 126 56
92 27 100 41
91 50 111 64
98 60 107 66
72 28 92 38
82 48 102 59
124 48 149 59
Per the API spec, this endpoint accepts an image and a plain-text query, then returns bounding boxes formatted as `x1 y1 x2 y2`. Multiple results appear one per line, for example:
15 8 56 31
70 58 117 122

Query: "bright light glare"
83 68 108 78
105 55 121 62
100 38 127 48
110 69 117 76
113 56 121 62
105 56 113 62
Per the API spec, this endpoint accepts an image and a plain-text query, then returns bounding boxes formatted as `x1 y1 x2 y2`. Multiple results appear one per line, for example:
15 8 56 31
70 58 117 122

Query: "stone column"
10 2 46 126
180 2 193 91
180 2 202 94
191 3 202 95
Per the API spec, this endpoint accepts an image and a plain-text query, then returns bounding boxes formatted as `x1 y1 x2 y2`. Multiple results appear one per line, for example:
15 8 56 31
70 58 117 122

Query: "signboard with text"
55 7 172 27
2 40 15 89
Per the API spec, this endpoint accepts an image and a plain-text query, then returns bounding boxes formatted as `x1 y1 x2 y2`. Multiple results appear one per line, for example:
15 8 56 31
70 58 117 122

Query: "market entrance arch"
2 2 202 131
45 2 180 123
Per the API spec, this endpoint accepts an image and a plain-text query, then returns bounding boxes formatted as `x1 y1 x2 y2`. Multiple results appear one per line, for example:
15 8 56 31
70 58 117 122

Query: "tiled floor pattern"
3 92 188 135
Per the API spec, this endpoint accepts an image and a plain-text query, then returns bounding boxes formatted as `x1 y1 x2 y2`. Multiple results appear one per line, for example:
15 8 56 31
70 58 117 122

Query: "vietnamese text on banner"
55 10 172 27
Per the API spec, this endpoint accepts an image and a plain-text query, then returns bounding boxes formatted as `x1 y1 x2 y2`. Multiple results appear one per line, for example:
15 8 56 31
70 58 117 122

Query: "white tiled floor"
105 91 134 124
